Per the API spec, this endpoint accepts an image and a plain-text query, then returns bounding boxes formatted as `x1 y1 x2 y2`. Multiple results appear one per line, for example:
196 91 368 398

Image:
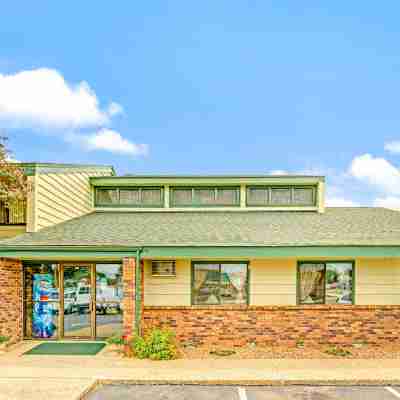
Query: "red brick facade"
122 257 136 339
143 305 400 347
0 258 23 344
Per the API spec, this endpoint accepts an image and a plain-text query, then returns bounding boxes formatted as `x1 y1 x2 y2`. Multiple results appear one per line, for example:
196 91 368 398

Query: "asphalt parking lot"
85 384 400 400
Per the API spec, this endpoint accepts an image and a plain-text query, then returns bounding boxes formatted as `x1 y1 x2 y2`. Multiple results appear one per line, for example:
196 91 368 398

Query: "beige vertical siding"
356 258 400 305
250 259 297 305
0 226 26 239
33 170 108 231
144 260 191 306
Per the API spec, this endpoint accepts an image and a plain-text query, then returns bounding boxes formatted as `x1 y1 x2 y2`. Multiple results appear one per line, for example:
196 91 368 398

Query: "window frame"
246 185 317 207
191 260 250 305
170 187 241 208
296 260 355 305
94 187 165 208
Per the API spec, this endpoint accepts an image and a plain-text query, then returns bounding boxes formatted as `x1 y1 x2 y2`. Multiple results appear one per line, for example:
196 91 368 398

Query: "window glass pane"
216 188 239 205
119 189 140 205
293 188 314 205
247 188 268 205
141 188 163 205
172 189 192 205
299 263 325 304
96 264 123 338
195 189 215 204
270 188 291 205
96 189 119 205
326 263 353 304
193 264 220 305
220 264 247 304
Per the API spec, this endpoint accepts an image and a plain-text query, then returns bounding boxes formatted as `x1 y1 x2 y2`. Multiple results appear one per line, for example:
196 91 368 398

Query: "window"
192 262 248 305
246 186 316 206
171 187 240 207
95 187 164 207
298 262 354 305
152 261 176 276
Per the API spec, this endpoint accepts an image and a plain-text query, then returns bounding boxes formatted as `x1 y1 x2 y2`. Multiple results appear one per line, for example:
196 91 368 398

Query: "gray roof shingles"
1 208 400 248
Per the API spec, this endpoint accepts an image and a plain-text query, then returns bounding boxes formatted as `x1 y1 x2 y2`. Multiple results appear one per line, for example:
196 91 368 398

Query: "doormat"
24 342 106 355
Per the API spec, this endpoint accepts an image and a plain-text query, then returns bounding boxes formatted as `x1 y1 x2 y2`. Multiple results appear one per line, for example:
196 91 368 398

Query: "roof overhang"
1 245 400 262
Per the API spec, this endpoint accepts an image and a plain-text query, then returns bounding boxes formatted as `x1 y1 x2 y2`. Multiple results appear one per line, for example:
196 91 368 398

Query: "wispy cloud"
384 141 400 154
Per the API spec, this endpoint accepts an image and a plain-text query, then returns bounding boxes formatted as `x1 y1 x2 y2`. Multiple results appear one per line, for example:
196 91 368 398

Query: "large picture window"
298 262 354 305
192 262 248 305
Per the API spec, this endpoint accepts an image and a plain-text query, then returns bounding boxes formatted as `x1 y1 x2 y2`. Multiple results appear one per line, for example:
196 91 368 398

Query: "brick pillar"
0 258 23 344
122 257 136 339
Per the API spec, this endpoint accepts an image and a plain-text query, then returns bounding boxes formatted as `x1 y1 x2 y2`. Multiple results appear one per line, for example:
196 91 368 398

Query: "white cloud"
349 153 400 195
269 169 289 175
0 68 122 129
79 129 148 156
374 196 400 210
384 141 400 154
326 196 360 207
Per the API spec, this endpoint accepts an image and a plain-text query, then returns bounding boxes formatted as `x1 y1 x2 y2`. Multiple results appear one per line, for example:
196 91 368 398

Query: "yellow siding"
356 258 400 305
250 259 297 305
144 260 191 306
0 225 26 239
32 171 108 231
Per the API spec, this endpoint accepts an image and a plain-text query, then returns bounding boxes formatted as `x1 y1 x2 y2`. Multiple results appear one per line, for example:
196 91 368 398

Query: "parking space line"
238 387 247 400
386 387 400 398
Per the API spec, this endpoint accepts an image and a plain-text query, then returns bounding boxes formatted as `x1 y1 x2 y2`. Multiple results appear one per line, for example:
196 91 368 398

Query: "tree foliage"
0 135 27 202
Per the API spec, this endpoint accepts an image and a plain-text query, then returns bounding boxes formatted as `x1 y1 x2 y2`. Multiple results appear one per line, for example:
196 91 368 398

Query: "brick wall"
122 257 136 339
0 258 23 344
143 305 400 347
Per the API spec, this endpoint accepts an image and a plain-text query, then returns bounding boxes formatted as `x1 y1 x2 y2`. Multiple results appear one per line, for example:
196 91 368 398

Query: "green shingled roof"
1 208 400 248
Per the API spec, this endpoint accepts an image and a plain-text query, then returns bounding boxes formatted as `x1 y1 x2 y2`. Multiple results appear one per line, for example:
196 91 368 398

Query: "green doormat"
24 342 106 355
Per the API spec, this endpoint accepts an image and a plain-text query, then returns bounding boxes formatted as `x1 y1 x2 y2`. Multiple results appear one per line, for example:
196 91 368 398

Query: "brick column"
122 257 136 339
0 258 23 344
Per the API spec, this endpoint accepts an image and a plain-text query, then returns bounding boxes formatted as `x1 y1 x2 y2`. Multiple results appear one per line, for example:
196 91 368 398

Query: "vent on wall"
151 261 176 277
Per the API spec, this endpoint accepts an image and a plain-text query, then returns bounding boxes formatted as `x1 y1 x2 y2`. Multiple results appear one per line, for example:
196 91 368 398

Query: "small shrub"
0 336 9 345
296 339 305 348
130 329 177 360
325 346 352 357
106 334 125 346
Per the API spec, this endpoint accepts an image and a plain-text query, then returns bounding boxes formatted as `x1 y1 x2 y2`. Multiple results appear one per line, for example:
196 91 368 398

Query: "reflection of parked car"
75 284 91 313
64 289 76 314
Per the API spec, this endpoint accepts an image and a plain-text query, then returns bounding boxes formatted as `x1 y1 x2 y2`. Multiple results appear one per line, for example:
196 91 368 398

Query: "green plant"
106 334 125 346
130 329 177 360
325 345 352 357
296 339 305 348
0 336 9 345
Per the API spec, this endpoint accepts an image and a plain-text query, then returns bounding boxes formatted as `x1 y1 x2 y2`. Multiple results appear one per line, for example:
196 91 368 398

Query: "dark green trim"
18 163 115 176
191 260 249 306
297 260 355 305
135 249 143 335
170 187 241 208
95 187 164 208
1 245 400 260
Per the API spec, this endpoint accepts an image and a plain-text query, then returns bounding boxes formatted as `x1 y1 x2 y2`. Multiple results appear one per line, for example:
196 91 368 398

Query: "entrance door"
62 265 95 338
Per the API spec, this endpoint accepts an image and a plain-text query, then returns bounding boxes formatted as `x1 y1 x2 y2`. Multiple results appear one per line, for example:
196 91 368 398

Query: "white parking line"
238 387 247 400
386 387 400 398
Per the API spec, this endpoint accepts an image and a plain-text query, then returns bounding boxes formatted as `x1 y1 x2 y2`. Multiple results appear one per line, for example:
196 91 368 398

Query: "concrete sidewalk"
2 341 400 399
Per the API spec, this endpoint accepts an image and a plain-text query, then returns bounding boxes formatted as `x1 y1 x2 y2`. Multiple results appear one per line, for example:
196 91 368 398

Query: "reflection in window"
192 263 248 305
298 262 353 305
24 264 60 339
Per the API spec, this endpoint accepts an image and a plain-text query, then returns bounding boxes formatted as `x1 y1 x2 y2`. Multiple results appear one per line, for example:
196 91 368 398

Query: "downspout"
135 247 144 335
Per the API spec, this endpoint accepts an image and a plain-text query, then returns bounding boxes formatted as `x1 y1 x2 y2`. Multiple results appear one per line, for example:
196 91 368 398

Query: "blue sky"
1 1 400 207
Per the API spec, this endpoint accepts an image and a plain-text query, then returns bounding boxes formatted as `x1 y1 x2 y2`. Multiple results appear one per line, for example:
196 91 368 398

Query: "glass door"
62 265 95 338
96 264 123 338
